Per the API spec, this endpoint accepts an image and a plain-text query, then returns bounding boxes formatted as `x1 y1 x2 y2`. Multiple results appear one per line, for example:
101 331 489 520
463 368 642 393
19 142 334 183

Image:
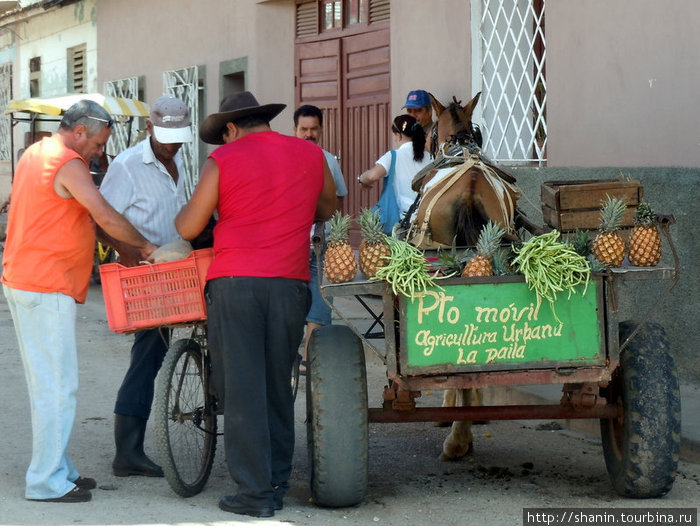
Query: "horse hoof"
439 441 474 462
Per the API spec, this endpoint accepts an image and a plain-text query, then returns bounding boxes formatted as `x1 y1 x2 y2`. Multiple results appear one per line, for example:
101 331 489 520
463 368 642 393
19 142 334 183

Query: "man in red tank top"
176 92 336 517
2 100 156 503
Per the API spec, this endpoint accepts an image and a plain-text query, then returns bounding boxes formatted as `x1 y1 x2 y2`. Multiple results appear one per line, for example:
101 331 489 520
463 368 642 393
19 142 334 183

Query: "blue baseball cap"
402 90 430 109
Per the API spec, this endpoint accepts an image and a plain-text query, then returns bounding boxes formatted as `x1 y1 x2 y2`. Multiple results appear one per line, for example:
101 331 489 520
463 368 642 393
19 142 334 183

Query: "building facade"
1 0 698 379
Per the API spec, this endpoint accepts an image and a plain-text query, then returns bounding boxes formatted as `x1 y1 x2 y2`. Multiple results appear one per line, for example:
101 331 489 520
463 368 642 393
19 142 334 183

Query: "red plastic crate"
99 248 214 333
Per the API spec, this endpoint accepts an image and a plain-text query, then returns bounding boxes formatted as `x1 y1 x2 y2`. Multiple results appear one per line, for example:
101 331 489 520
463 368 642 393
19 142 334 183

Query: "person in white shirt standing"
99 96 193 478
293 105 347 374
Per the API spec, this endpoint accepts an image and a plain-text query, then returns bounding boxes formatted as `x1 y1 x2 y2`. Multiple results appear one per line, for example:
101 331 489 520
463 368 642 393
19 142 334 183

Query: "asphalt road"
0 284 698 526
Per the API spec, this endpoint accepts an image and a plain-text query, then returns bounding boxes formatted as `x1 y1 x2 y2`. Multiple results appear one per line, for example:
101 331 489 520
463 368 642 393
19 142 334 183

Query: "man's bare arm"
176 158 219 240
55 159 157 261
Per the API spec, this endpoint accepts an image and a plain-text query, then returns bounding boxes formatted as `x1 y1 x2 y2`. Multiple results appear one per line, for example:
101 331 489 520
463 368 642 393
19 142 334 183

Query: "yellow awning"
6 93 150 117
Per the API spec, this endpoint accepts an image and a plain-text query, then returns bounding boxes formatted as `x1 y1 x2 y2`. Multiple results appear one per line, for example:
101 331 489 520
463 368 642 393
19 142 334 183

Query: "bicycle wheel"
291 352 301 402
154 338 217 497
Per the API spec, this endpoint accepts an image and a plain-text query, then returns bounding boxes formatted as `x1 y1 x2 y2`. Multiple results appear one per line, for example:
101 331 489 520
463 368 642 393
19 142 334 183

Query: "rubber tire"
306 325 368 507
600 321 681 498
154 338 217 497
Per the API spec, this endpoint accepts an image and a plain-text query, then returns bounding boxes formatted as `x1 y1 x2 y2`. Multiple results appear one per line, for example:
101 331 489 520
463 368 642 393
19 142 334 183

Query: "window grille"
296 1 318 38
29 56 40 97
103 76 143 158
472 0 546 165
163 66 201 200
296 0 387 38
0 62 12 161
368 0 389 24
68 44 86 94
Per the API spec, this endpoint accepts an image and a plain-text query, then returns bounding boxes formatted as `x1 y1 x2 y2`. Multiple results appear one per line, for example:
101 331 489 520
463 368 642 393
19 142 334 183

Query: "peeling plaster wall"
15 0 98 97
0 0 98 201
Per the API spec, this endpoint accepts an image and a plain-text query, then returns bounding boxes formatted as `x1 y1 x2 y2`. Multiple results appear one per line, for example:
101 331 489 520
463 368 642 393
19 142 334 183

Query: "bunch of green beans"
511 230 591 317
370 237 439 298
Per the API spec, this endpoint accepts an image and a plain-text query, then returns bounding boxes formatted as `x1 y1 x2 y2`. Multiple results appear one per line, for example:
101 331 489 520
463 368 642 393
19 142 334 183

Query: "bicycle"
153 321 302 497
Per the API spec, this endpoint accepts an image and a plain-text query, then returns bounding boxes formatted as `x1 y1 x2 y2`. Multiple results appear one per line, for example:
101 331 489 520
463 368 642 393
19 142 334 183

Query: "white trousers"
3 285 80 499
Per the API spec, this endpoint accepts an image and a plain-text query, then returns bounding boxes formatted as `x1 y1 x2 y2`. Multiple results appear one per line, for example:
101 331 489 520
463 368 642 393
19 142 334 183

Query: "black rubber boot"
112 414 164 477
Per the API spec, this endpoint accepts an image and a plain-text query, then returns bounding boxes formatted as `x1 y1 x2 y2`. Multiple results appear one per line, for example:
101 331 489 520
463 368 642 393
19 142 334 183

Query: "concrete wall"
0 0 98 202
96 0 295 143
547 0 700 167
511 167 699 383
13 0 98 97
390 0 472 117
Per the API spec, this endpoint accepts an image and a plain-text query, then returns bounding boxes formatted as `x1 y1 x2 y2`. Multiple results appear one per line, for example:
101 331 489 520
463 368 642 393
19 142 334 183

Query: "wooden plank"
540 183 560 210
541 179 642 211
542 205 637 231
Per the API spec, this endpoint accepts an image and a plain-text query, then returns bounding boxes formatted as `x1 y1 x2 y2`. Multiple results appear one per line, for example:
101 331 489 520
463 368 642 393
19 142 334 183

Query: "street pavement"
0 280 696 526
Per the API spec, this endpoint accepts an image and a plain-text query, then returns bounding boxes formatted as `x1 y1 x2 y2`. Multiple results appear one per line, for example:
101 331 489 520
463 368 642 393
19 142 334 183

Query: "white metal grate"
103 76 143 158
0 62 12 161
163 66 200 200
472 0 546 165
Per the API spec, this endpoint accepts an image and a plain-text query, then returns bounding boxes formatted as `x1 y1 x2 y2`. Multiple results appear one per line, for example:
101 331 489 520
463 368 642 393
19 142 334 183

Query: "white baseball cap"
149 96 193 143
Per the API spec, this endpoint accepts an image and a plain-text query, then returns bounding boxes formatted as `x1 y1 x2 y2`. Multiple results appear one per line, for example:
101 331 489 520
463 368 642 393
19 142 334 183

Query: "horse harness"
406 152 520 249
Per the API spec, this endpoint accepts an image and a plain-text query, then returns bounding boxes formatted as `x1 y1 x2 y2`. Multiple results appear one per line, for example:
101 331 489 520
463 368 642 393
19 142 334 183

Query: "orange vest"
2 136 95 303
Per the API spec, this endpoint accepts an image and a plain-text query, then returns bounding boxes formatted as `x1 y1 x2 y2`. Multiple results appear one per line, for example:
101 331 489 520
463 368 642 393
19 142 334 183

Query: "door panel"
342 28 390 244
296 39 342 159
296 28 390 246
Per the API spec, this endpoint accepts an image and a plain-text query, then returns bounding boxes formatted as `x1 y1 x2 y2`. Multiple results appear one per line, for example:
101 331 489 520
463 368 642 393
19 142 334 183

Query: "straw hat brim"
199 103 286 145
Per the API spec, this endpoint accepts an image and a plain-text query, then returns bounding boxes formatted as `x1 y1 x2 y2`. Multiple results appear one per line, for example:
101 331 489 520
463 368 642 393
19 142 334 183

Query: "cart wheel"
306 325 368 507
600 321 680 498
154 338 217 497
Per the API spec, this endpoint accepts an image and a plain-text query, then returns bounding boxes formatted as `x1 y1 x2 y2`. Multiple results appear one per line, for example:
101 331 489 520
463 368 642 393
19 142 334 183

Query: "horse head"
405 92 522 249
429 92 483 157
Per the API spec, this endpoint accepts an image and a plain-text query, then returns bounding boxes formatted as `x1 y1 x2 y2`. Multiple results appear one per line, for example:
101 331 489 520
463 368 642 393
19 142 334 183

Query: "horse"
401 92 522 461
402 92 521 249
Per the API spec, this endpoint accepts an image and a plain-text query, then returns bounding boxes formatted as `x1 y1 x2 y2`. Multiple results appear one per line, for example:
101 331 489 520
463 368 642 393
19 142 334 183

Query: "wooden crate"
541 179 642 231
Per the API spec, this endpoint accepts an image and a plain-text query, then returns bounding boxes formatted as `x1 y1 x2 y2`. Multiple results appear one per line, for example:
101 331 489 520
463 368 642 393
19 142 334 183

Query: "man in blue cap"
402 89 434 136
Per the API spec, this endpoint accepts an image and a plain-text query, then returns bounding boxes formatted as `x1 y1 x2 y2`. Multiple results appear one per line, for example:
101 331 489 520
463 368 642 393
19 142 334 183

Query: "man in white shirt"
99 96 193 478
293 105 347 373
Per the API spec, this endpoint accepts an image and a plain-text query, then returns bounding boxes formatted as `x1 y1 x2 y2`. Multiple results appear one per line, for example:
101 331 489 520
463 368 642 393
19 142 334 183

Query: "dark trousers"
206 277 309 507
114 327 169 419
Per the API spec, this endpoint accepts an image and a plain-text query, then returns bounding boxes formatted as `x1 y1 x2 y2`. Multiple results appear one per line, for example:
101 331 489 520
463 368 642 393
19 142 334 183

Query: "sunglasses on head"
84 115 114 128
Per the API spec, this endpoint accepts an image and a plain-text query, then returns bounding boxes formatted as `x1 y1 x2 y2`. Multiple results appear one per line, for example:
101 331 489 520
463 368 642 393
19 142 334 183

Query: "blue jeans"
307 249 332 326
3 285 81 499
114 327 169 419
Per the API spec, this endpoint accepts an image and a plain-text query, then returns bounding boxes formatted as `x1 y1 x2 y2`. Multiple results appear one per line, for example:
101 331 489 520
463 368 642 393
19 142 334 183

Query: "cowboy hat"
199 91 286 144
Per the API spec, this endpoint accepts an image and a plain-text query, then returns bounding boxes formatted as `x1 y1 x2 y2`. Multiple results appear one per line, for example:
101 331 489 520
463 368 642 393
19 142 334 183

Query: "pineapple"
491 247 513 276
592 196 627 268
569 229 592 258
462 221 506 277
434 239 466 277
324 211 357 283
628 201 661 266
357 208 390 279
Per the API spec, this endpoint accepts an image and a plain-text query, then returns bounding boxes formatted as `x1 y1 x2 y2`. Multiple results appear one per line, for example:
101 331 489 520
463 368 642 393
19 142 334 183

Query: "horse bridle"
429 105 483 158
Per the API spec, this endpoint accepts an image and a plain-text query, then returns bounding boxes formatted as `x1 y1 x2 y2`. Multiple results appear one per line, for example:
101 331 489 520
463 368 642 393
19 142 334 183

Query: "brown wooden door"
296 28 390 245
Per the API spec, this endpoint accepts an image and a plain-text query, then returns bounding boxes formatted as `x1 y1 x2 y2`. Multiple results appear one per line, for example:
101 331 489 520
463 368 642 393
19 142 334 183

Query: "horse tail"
453 168 487 246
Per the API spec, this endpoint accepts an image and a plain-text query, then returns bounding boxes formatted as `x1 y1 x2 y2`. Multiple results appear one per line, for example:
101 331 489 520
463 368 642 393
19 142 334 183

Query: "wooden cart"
305 216 681 507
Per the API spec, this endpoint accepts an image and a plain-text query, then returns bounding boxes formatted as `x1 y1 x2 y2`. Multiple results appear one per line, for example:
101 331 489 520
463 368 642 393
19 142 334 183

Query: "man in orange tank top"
1 100 156 503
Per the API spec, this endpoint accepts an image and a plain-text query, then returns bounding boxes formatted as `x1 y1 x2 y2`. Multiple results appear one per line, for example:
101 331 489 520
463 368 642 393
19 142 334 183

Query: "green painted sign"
403 280 602 369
